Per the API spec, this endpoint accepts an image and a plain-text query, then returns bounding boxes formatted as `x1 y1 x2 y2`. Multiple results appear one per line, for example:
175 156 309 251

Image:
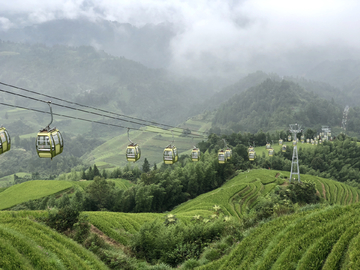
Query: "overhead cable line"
0 87 206 138
0 102 207 139
0 81 208 136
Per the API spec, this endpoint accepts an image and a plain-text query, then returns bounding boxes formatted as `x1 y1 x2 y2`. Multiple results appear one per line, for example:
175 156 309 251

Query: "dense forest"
212 79 346 134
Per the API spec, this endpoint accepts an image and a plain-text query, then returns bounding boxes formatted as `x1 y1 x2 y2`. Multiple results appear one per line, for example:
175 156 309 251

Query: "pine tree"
142 158 150 173
93 164 101 177
102 169 108 179
81 170 86 180
87 167 94 180
153 162 157 171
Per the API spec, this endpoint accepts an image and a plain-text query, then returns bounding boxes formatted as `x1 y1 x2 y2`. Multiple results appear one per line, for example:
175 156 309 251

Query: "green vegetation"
0 180 73 210
0 213 107 269
198 203 360 270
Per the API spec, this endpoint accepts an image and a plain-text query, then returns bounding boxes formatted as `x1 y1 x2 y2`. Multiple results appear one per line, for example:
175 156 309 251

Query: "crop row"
199 204 360 270
86 211 162 245
0 217 106 270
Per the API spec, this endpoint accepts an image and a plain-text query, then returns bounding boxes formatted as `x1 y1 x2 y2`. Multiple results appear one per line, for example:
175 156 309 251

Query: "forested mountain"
0 40 212 126
0 18 175 69
212 79 343 133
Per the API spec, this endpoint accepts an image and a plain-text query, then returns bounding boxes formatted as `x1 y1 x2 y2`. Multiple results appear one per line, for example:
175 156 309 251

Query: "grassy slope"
0 180 73 210
0 179 133 210
84 116 211 169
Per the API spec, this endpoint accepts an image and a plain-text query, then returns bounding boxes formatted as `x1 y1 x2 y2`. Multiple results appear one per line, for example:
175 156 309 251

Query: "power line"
0 87 206 138
0 102 207 139
0 81 209 135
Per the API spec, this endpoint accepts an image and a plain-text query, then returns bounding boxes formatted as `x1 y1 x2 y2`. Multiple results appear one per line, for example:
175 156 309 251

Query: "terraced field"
86 169 360 248
172 169 360 221
0 212 107 269
198 203 360 270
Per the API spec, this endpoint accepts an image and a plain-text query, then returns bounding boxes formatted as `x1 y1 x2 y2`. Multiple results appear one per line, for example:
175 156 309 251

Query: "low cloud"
1 0 360 77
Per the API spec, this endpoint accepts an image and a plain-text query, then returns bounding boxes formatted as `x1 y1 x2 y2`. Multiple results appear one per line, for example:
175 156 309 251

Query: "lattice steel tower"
289 124 302 183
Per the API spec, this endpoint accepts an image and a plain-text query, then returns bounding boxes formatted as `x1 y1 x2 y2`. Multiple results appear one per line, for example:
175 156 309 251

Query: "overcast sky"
1 0 360 77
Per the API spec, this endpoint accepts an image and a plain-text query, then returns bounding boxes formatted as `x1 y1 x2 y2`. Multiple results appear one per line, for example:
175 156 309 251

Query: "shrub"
44 205 80 232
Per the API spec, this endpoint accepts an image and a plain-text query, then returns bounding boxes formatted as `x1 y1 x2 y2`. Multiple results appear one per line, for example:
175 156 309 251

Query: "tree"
81 170 86 180
142 158 150 173
102 169 108 179
86 177 115 210
93 164 101 177
153 163 157 171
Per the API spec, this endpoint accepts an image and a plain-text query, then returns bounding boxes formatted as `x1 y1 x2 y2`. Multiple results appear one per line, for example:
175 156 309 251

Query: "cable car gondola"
288 135 292 142
163 145 178 164
126 128 141 162
248 150 256 161
266 143 271 150
282 144 287 152
191 147 200 162
36 101 63 159
163 131 178 164
0 127 11 155
279 139 283 145
306 139 310 144
292 140 297 146
225 148 232 161
218 149 226 164
268 148 274 157
219 139 231 163
301 135 304 143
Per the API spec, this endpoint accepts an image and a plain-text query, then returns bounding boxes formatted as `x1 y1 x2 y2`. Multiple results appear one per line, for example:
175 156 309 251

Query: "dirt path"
321 182 326 200
275 173 280 178
90 225 124 249
356 193 359 203
344 187 349 205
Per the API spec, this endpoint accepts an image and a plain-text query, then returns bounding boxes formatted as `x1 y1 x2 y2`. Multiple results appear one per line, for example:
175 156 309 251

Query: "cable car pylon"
289 123 302 183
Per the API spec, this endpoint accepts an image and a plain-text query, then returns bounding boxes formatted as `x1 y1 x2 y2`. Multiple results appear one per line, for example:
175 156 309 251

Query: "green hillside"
1 169 360 268
172 169 360 219
198 203 360 270
0 180 73 210
77 169 360 247
212 79 343 133
0 178 133 210
85 125 207 169
0 212 107 269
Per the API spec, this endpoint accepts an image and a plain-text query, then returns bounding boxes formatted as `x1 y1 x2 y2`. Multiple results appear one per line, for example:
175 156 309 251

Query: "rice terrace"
2 3 360 268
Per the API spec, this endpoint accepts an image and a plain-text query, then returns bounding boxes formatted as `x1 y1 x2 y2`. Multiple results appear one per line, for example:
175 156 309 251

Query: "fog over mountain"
1 0 360 82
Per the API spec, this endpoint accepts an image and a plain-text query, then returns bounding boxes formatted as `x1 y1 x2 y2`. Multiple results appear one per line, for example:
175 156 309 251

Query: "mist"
1 0 360 79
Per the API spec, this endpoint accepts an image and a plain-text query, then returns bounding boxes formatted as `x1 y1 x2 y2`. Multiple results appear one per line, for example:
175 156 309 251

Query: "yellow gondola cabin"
0 127 11 155
36 128 63 159
163 145 178 164
191 147 200 162
126 143 141 162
